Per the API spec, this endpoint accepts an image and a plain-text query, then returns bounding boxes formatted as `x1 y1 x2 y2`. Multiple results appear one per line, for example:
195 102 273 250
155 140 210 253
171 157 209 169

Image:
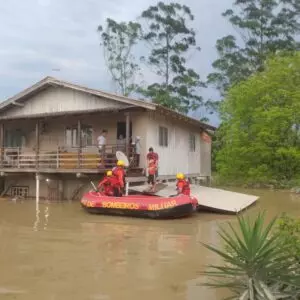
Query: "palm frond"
201 210 300 299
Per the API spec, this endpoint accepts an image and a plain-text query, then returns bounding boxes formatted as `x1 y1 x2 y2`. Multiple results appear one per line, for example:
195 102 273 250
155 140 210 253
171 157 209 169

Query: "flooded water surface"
0 189 300 300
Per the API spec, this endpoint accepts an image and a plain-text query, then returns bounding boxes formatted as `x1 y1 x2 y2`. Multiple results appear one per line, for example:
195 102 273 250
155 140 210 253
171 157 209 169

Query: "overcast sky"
0 0 234 125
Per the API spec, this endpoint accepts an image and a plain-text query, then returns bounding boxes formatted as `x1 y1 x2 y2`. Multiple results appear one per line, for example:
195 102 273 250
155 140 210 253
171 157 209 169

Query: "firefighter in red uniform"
112 160 126 195
176 173 191 196
97 170 121 196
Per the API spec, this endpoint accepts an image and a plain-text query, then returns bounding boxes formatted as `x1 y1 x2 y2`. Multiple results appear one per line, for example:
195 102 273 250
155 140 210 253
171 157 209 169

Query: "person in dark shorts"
147 159 157 192
147 147 159 177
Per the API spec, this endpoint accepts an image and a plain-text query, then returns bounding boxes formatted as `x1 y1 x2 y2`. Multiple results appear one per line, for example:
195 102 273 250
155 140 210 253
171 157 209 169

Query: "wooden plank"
129 183 258 214
128 182 168 193
193 186 258 214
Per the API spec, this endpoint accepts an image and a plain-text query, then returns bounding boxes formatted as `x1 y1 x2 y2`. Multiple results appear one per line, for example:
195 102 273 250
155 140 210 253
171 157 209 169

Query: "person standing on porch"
147 147 159 177
97 130 107 165
132 136 141 167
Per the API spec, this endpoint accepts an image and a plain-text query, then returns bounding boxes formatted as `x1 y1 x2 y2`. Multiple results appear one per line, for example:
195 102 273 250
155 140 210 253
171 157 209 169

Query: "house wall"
2 111 149 153
199 133 212 177
131 112 149 169
0 86 129 118
4 176 97 200
5 176 45 198
145 111 202 176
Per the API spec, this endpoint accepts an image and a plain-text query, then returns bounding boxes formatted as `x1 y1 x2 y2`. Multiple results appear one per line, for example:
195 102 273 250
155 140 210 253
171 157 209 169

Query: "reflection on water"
33 201 50 231
0 189 299 299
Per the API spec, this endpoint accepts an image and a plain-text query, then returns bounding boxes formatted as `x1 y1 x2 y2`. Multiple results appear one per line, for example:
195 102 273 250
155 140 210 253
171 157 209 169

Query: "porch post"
77 120 82 168
0 123 4 167
36 173 40 203
125 113 130 156
35 121 40 169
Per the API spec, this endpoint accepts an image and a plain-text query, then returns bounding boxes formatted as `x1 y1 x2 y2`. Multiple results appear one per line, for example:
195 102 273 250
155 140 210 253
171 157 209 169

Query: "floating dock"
129 184 258 214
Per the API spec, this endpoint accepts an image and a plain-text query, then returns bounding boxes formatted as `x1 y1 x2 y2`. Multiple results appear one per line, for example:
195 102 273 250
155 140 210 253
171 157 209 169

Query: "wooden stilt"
125 181 129 196
36 173 40 203
58 180 63 200
77 120 82 168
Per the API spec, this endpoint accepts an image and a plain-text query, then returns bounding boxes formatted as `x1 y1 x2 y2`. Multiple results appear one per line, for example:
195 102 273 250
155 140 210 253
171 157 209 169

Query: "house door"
116 121 132 140
47 186 59 200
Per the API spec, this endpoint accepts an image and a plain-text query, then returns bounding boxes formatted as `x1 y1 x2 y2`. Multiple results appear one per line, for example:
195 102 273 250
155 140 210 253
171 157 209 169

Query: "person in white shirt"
132 136 141 166
97 130 108 161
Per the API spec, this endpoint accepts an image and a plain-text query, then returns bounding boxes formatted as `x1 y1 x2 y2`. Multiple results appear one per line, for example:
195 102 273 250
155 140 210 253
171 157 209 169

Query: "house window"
65 125 93 147
11 186 29 198
189 133 196 152
159 126 168 147
5 129 25 148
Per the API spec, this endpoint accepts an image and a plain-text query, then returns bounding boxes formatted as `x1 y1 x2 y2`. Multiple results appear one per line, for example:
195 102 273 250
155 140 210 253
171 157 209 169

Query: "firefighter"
97 170 121 197
112 160 126 194
176 173 191 196
147 158 157 192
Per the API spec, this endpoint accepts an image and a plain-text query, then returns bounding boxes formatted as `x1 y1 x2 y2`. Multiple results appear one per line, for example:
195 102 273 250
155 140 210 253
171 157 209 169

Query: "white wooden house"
0 76 216 200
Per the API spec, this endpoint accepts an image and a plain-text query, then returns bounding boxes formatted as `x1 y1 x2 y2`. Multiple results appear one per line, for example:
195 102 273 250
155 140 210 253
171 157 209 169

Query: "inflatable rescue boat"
81 191 198 219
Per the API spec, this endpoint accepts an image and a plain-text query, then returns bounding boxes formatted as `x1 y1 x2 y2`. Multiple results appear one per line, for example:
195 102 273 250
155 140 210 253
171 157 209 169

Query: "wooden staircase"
0 181 17 197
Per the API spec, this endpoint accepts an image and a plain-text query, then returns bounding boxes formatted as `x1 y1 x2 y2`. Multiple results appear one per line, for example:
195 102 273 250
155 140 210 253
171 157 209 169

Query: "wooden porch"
0 144 142 175
0 109 144 176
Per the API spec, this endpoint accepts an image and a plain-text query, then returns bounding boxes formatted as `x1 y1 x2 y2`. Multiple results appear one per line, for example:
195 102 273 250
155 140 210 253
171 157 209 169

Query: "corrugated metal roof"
0 76 216 131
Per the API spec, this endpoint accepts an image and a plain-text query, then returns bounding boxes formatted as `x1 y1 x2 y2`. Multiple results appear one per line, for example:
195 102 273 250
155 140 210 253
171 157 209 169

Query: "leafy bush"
202 212 300 299
276 214 300 263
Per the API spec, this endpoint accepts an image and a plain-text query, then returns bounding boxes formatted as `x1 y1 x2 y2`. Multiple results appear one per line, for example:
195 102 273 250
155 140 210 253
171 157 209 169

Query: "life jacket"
148 161 157 175
98 176 121 196
176 179 191 196
112 166 126 188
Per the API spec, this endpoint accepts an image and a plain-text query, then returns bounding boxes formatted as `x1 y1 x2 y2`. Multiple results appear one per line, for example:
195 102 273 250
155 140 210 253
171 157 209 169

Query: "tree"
208 0 300 97
98 19 141 96
202 212 300 299
139 2 205 114
215 52 300 185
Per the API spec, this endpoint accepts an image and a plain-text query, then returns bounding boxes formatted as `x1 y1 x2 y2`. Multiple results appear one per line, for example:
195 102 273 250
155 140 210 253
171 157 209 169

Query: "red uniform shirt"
176 179 191 196
98 176 120 196
147 152 159 163
112 166 126 188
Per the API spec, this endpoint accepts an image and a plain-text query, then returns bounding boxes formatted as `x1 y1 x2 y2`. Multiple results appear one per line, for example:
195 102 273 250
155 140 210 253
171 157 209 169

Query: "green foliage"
202 212 300 299
139 2 205 114
98 19 141 96
276 214 300 262
208 0 300 96
216 52 300 185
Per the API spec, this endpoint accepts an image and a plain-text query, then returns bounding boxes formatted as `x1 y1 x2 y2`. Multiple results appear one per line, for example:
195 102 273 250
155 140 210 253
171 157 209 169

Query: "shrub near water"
201 212 300 299
276 214 300 263
215 52 300 186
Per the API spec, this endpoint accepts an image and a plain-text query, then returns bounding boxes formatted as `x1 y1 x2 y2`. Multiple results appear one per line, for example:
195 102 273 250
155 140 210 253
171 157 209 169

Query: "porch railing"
0 144 140 170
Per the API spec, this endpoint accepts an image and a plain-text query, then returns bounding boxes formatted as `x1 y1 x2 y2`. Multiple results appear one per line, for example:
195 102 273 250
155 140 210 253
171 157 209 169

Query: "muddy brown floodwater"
0 189 300 300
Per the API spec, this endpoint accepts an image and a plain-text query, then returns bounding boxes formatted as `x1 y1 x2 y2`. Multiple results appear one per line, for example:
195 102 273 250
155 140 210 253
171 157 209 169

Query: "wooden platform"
129 184 258 214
